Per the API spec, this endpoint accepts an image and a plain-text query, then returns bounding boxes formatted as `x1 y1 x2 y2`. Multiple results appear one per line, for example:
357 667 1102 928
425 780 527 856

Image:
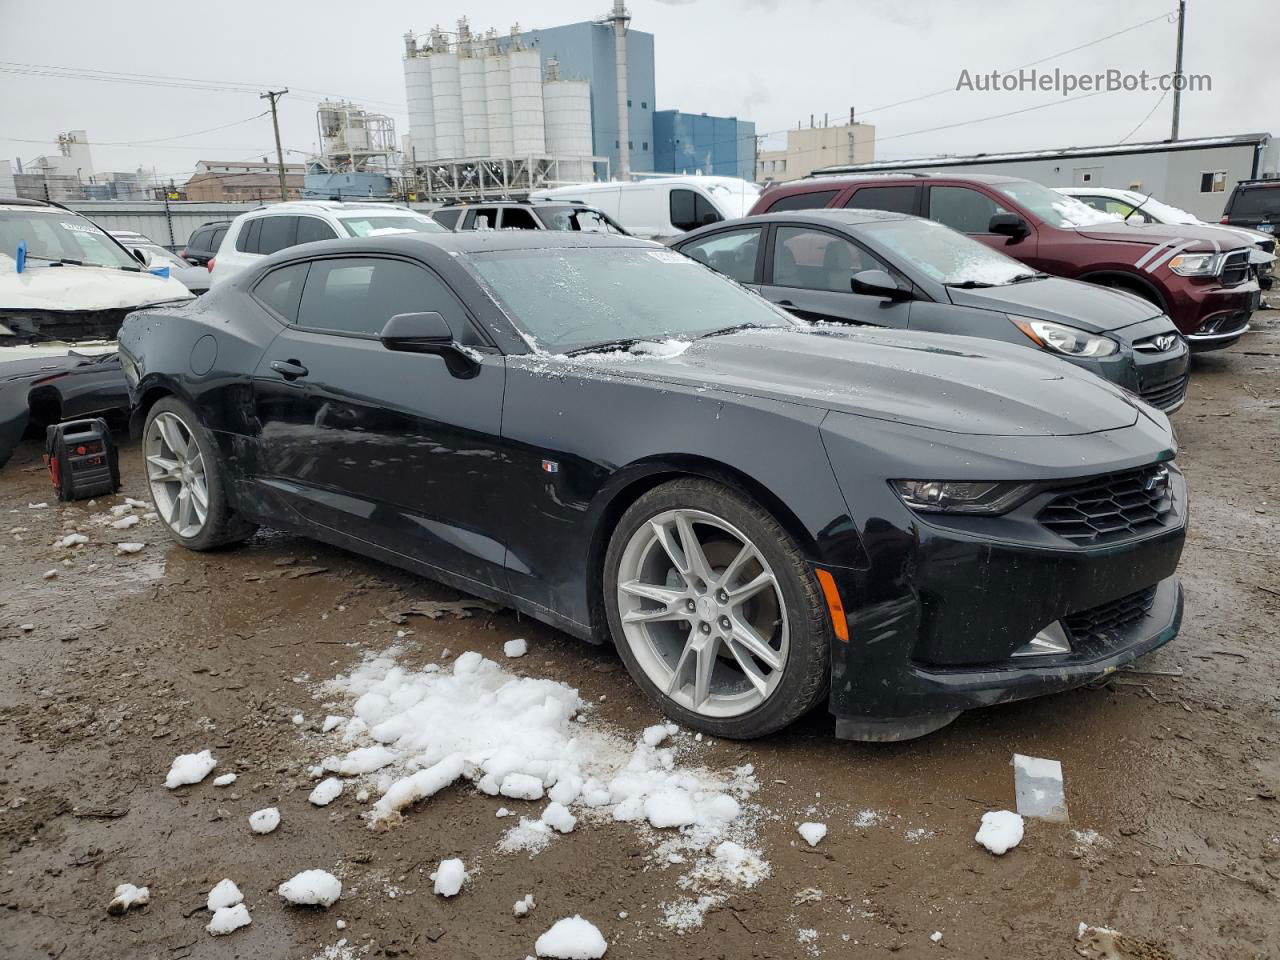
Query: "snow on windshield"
866 218 1030 286
1131 196 1201 225
1049 197 1122 227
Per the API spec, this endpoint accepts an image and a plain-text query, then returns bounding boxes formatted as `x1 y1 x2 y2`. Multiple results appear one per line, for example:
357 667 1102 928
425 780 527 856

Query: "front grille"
1139 373 1189 411
1038 464 1175 546
1063 585 1158 645
1220 250 1250 286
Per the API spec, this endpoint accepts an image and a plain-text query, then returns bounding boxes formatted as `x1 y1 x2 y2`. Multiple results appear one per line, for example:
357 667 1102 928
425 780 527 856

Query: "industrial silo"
484 43 513 158
429 33 464 161
543 61 593 182
403 34 436 162
508 47 545 157
460 50 489 158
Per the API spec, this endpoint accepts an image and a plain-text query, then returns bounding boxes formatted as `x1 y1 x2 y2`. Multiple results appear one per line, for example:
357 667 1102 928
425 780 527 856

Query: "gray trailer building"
814 133 1278 222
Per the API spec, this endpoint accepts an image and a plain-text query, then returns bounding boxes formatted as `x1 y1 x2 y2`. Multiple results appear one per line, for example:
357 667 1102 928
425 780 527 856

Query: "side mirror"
851 269 911 301
132 247 149 266
988 213 1029 239
379 311 453 353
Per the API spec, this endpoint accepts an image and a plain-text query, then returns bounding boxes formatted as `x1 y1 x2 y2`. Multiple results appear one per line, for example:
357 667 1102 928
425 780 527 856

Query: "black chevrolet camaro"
118 232 1186 741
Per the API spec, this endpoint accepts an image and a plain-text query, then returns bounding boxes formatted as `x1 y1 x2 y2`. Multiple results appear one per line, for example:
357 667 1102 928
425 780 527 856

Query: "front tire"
142 396 256 551
604 478 830 739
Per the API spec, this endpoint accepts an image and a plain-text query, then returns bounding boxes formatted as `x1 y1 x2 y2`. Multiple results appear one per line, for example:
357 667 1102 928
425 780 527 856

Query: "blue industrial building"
653 111 756 180
499 21 656 176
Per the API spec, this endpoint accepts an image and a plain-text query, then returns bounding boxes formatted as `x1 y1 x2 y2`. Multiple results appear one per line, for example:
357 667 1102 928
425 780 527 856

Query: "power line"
0 112 272 149
1120 88 1171 143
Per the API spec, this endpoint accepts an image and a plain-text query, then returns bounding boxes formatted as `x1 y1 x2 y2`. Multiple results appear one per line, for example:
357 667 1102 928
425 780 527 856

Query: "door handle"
270 359 308 380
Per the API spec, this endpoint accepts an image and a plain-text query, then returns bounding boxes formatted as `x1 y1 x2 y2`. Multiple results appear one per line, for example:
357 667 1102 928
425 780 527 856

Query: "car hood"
0 258 193 311
945 276 1161 333
565 327 1141 437
1068 220 1250 251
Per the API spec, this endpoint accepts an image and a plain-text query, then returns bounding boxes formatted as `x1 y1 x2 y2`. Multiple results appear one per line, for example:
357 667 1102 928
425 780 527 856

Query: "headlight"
891 480 1035 515
1167 252 1223 276
1009 316 1118 358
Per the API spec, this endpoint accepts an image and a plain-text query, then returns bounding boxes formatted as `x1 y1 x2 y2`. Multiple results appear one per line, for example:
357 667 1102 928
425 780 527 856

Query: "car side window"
235 219 261 253
468 209 498 231
296 257 479 343
257 215 299 255
296 217 338 245
680 227 763 284
252 262 309 323
211 226 228 250
670 189 722 232
844 185 918 215
771 226 888 294
500 207 539 230
431 208 462 229
928 186 1009 234
766 190 839 212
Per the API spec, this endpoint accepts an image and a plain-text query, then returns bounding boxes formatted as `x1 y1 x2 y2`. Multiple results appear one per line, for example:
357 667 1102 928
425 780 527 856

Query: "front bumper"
1165 277 1259 351
1066 317 1189 413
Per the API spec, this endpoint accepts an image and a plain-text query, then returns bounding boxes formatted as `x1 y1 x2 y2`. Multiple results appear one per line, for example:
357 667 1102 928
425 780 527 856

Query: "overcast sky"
0 0 1274 184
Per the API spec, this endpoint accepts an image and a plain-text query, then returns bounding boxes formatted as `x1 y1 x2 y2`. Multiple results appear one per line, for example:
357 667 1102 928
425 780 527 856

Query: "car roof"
772 172 1023 193
394 231 655 254
687 209 915 234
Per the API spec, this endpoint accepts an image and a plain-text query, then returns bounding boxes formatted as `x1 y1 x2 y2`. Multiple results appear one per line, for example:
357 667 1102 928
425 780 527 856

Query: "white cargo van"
529 176 761 241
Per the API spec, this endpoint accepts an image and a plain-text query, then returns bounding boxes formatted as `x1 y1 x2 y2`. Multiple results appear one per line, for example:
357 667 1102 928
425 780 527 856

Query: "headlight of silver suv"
1167 252 1224 277
1009 316 1118 358
891 480 1035 515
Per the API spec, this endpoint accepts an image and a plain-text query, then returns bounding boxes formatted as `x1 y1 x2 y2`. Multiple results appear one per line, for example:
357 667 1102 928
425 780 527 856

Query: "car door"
250 254 509 589
676 225 765 289
758 224 913 328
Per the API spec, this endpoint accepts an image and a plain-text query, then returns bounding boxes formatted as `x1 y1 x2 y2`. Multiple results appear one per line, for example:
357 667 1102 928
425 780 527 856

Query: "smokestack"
610 0 630 178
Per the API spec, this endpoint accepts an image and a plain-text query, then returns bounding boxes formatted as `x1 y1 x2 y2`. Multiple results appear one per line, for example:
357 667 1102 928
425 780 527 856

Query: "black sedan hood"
570 327 1140 437
945 276 1160 333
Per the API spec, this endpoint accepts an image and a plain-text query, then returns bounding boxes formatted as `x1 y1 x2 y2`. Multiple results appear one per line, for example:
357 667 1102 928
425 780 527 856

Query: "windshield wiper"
943 280 997 289
24 253 84 266
564 337 659 357
697 322 761 339
1008 272 1049 283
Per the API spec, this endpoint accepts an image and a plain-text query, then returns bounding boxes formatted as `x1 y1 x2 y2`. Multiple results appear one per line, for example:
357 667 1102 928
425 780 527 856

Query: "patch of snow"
279 869 342 908
432 858 466 896
116 542 145 554
853 809 882 828
503 638 528 658
110 515 139 529
644 790 697 829
514 893 536 916
28 502 48 509
207 903 251 936
107 883 150 914
310 777 343 806
249 807 280 834
499 817 554 856
292 713 305 725
975 810 1024 855
797 822 827 847
57 533 88 548
704 840 770 887
213 773 237 787
534 915 608 959
109 504 133 517
325 745 397 776
164 749 216 789
642 723 677 747
206 879 244 911
322 715 345 733
931 930 943 943
501 772 545 801
661 894 724 933
904 827 934 843
541 801 577 834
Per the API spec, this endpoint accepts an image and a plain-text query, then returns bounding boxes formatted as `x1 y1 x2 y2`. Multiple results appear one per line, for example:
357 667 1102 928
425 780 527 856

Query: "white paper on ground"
1012 753 1068 823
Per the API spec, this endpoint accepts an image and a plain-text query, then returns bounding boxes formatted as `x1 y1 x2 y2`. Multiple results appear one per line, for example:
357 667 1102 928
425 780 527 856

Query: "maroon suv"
750 173 1260 351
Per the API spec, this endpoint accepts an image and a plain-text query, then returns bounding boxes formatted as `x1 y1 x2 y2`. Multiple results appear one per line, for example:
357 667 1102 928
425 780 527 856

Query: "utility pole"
605 0 630 180
261 88 290 200
1170 0 1186 141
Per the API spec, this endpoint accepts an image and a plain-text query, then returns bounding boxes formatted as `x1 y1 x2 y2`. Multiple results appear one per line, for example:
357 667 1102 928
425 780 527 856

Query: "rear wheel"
143 396 256 551
604 478 829 739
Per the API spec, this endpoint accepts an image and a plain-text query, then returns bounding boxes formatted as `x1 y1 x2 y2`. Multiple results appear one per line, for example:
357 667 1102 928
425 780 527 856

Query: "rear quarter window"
764 190 839 212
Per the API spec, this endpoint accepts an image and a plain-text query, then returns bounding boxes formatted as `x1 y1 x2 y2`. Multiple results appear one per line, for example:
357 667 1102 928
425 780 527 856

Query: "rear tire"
604 477 829 739
142 396 256 551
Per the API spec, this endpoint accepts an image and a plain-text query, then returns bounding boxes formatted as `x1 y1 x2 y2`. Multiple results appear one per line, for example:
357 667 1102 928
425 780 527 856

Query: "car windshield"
863 217 1033 286
0 210 139 269
139 244 189 267
465 247 794 353
340 214 447 237
1230 187 1280 218
540 208 624 233
993 180 1121 228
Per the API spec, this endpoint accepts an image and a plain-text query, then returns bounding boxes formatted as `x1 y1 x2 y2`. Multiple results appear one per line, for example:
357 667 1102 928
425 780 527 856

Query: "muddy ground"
2 312 1278 960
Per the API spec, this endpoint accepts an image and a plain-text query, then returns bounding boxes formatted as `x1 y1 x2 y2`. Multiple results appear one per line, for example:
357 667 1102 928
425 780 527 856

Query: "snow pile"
164 749 216 789
207 903 251 936
111 515 140 529
542 801 577 834
432 858 466 896
279 870 342 908
116 542 145 555
535 915 608 959
503 638 528 658
107 883 150 915
975 810 1024 855
249 807 280 834
797 822 827 847
499 817 555 856
57 533 88 548
514 893 536 917
207 879 243 911
310 777 343 806
662 895 724 933
213 773 237 787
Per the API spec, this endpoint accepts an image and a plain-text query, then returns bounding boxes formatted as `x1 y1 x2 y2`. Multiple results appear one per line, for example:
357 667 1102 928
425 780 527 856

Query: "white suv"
209 201 448 285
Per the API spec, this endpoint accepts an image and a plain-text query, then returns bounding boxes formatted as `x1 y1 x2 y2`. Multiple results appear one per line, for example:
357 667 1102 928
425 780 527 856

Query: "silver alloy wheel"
616 508 789 718
144 411 209 539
